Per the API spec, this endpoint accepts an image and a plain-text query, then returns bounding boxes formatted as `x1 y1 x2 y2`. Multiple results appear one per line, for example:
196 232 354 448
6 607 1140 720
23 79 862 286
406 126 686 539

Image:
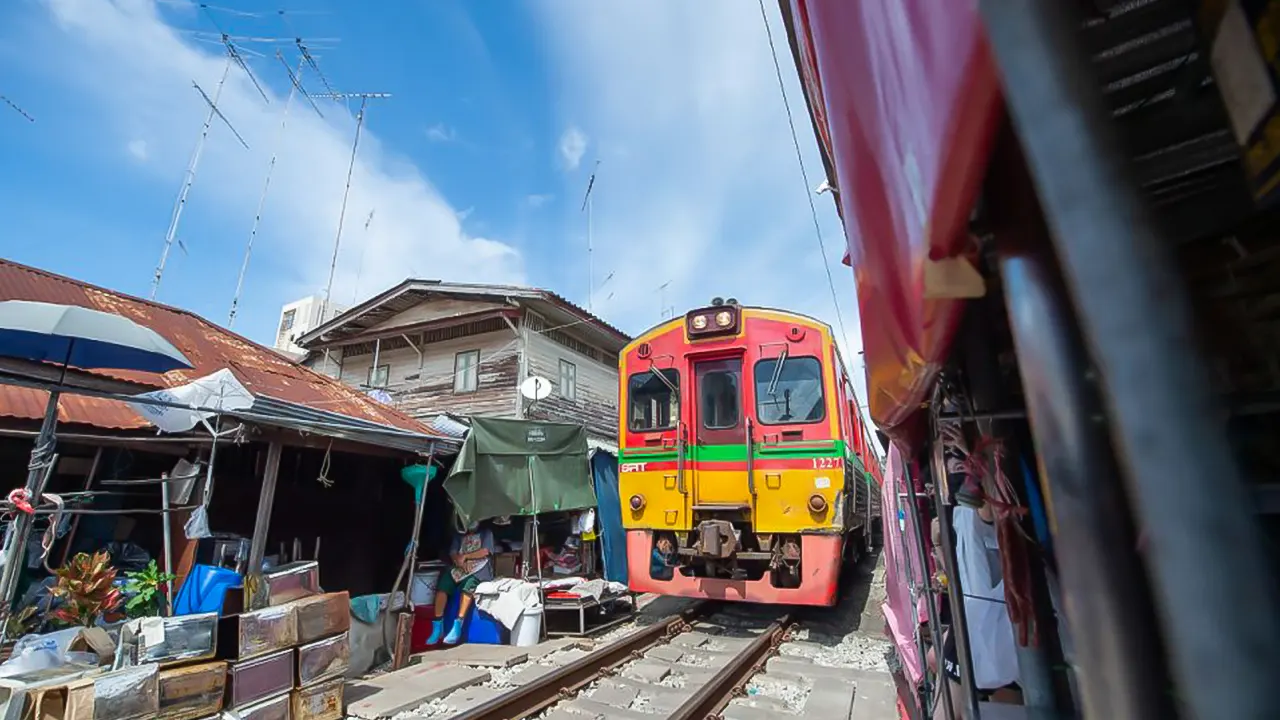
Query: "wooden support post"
245 441 283 610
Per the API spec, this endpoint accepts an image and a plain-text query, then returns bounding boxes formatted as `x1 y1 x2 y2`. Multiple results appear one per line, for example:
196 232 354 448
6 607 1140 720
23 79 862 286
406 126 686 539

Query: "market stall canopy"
445 417 594 525
0 300 192 373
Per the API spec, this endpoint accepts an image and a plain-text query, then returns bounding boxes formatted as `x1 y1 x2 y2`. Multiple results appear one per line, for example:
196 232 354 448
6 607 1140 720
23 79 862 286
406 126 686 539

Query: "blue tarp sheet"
591 451 628 583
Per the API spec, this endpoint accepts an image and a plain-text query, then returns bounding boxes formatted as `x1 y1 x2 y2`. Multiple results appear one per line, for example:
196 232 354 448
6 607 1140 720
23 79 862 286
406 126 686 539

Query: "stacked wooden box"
132 612 226 720
289 592 351 720
217 570 350 720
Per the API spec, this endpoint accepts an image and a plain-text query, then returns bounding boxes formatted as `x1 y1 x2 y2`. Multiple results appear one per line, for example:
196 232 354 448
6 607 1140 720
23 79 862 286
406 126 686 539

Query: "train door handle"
765 473 783 490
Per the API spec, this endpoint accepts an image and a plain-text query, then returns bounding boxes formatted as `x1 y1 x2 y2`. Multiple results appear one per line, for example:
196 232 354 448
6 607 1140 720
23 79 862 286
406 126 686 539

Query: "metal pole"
901 470 953 720
152 57 233 300
404 454 434 610
229 54 307 329
160 473 173 616
979 1 1280 717
58 446 103 567
993 133 1171 718
246 441 283 610
0 389 61 615
928 438 981 719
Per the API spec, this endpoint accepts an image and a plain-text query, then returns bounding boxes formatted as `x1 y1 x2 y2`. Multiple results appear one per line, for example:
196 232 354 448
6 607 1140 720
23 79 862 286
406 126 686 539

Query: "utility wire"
756 0 852 357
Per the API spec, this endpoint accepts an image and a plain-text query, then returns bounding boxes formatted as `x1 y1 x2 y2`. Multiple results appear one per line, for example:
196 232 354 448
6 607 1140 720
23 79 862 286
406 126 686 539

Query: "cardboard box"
157 660 226 720
225 649 293 710
35 663 158 720
134 613 219 666
220 690 290 720
219 604 298 661
492 552 519 578
295 633 349 687
261 562 320 606
290 676 342 720
290 593 349 644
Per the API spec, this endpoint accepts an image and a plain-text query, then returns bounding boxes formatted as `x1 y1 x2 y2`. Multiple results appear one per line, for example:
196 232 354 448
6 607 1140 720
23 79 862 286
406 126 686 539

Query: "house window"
276 309 296 346
368 364 390 389
559 360 577 400
454 350 480 393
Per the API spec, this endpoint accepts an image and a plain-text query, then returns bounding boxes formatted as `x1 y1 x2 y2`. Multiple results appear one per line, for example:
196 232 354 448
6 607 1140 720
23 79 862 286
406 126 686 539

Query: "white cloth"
571 509 596 535
538 577 628 601
474 579 541 630
952 506 1020 690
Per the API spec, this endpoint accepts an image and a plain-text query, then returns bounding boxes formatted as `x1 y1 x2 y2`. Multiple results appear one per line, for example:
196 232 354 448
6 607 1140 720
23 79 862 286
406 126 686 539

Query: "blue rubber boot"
426 619 445 645
443 618 464 645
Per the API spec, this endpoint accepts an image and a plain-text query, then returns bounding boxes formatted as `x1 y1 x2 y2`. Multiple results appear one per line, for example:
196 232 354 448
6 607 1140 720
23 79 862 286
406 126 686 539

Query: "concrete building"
274 295 346 356
294 280 629 441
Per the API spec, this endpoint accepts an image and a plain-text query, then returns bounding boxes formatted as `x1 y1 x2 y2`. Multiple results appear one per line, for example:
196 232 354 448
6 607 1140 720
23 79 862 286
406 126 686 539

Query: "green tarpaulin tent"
444 417 595 525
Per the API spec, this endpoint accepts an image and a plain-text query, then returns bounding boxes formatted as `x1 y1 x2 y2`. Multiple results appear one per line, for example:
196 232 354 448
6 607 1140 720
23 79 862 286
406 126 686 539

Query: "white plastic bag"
184 505 211 539
0 627 84 677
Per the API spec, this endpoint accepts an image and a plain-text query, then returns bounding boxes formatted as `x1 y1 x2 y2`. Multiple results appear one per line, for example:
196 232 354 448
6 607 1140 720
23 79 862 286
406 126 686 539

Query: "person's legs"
428 573 459 645
443 576 481 644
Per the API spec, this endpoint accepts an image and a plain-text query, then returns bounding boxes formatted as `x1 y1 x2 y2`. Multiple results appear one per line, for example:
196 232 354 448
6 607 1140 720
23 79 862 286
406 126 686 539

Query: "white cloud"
456 206 475 221
36 0 523 338
526 193 553 208
532 1 863 398
126 138 148 161
557 126 587 170
425 123 456 142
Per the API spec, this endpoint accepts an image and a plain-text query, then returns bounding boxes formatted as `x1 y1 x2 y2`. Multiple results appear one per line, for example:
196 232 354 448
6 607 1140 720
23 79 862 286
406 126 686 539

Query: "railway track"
349 557 895 720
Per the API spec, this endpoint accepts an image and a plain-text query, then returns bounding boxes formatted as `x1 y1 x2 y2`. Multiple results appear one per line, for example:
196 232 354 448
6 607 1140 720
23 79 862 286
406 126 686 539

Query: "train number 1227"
811 457 841 470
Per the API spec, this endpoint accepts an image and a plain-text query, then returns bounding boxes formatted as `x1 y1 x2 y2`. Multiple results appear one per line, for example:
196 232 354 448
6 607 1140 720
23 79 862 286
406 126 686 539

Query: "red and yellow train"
618 300 882 606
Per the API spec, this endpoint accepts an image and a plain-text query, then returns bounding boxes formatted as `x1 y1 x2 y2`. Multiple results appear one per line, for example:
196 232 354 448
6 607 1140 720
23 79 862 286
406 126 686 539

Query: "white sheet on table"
475 579 542 630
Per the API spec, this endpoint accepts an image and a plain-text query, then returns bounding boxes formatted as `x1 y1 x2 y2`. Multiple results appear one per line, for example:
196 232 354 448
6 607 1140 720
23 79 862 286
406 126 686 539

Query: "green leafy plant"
3 606 38 640
123 560 177 618
48 551 123 627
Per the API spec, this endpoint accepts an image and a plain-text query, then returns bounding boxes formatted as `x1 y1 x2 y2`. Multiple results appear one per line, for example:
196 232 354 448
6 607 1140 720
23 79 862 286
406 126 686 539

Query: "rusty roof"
295 279 632 351
0 258 444 436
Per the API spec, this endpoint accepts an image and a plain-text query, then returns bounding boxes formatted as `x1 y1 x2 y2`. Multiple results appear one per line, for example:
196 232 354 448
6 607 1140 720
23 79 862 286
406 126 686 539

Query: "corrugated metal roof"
296 280 632 350
0 258 448 439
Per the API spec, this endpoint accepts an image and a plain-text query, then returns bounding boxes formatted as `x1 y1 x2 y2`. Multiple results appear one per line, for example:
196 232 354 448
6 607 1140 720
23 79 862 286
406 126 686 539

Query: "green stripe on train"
620 440 849 462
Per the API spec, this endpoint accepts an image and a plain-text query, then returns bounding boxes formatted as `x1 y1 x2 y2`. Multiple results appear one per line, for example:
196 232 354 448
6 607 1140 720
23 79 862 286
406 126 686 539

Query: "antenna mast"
352 209 375 304
151 29 261 301
228 47 326 329
580 159 600 312
0 94 34 122
315 92 391 319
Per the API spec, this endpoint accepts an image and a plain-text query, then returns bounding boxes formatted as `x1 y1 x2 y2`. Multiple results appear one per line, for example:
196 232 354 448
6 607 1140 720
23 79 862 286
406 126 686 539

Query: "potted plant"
123 561 177 618
49 551 123 627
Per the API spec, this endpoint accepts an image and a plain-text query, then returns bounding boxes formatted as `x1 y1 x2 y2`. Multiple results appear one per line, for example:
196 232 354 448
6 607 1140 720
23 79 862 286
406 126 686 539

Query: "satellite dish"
520 376 553 401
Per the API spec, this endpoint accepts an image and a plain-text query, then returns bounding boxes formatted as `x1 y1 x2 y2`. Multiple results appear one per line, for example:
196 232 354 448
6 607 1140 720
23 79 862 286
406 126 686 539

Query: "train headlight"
808 494 828 513
715 310 732 327
692 314 708 330
629 494 646 510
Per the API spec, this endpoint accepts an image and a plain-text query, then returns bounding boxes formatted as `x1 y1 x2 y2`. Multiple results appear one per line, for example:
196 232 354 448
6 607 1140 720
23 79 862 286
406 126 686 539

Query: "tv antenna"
351 209 375 304
580 159 600 312
150 30 263 301
1 95 34 123
659 281 674 320
316 92 392 320
227 48 327 329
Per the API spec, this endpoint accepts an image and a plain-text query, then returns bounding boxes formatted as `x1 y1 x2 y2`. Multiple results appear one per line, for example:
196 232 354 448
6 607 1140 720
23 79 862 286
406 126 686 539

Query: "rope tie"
7 489 33 515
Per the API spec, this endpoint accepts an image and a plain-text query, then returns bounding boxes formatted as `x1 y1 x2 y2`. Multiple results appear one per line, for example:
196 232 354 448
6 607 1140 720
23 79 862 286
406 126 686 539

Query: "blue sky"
0 0 862 392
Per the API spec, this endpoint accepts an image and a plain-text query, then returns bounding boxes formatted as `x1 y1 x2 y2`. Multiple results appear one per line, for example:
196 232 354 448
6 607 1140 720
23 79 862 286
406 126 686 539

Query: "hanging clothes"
952 505 1020 690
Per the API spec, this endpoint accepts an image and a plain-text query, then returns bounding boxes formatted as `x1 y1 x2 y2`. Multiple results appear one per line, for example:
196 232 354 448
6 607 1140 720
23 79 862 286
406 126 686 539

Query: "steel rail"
454 602 711 720
667 613 792 720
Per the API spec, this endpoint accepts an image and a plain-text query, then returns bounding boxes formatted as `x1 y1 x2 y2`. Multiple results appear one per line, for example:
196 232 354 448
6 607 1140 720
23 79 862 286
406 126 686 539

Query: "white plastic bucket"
410 570 441 606
510 608 543 647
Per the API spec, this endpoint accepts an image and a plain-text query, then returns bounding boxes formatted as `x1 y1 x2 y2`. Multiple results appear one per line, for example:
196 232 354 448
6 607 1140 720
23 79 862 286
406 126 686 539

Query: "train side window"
628 369 680 431
754 356 826 425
